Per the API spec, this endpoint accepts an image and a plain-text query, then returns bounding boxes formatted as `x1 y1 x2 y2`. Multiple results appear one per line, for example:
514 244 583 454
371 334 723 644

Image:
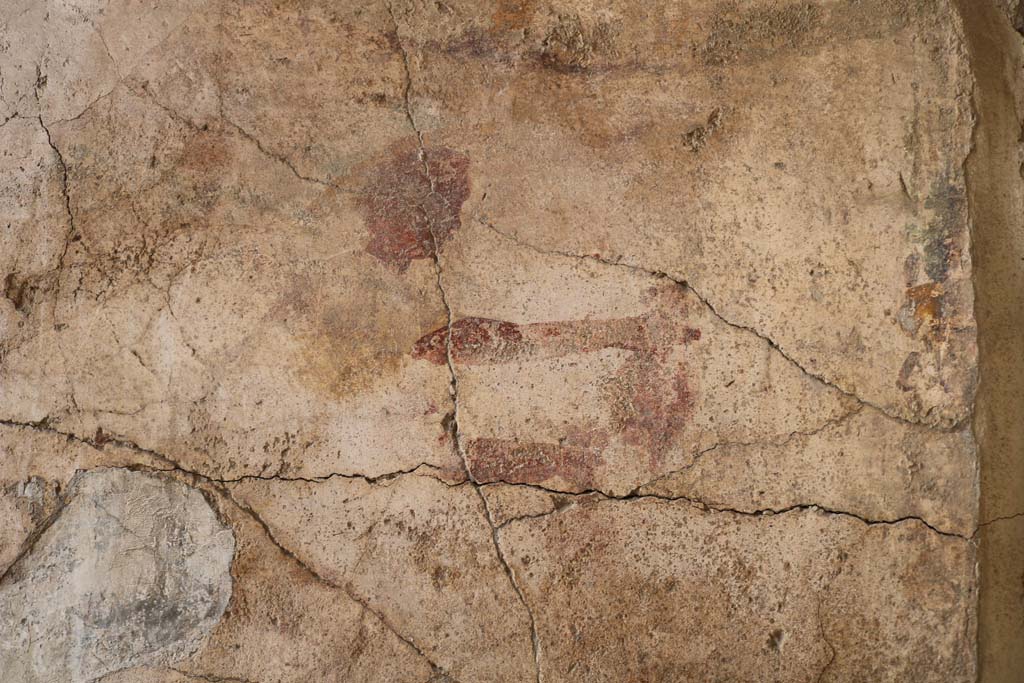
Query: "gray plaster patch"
0 469 234 683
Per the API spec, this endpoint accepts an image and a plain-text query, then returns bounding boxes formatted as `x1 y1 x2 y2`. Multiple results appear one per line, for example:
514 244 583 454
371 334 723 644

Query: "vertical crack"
385 5 544 680
35 106 83 416
36 113 76 301
479 491 545 683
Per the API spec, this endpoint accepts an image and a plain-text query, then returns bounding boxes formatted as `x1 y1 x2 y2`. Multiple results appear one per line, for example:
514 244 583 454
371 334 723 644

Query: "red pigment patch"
411 315 699 365
466 435 602 489
412 317 525 365
359 143 470 271
413 309 701 473
607 355 695 468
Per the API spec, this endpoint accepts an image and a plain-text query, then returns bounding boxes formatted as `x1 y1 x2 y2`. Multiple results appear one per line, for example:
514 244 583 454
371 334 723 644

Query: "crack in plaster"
39 11 199 128
475 218 969 433
166 669 258 683
488 479 969 540
814 594 838 683
0 414 971 540
219 485 459 682
35 114 76 297
632 404 866 495
137 85 338 191
384 6 545 679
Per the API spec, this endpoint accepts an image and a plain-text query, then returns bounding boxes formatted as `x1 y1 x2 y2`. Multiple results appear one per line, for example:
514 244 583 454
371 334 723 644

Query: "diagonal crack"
633 404 865 495
974 512 1024 537
478 491 545 683
0 442 455 680
0 470 80 587
475 218 967 433
40 10 199 128
137 83 338 191
216 484 459 682
222 117 335 190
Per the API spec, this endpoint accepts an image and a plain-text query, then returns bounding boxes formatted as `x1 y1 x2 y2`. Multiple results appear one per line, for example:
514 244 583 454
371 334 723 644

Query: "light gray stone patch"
0 469 234 683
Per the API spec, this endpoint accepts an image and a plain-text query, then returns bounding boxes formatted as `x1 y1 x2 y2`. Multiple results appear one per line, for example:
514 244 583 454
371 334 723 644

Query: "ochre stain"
280 275 441 400
491 0 537 33
905 281 946 341
358 141 470 271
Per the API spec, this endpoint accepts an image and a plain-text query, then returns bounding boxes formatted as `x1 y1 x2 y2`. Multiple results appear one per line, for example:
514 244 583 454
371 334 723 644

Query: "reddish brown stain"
414 302 702 483
359 142 470 271
491 0 537 33
412 317 524 365
412 315 699 365
466 434 603 489
606 355 694 465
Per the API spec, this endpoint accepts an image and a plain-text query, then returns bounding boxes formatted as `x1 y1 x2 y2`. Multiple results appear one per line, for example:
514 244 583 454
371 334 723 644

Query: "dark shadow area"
955 1 1024 680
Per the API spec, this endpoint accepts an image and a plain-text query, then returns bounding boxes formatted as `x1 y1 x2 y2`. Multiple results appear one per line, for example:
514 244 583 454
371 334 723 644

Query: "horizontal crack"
634 404 865 494
167 669 258 683
0 418 456 488
0 417 968 538
488 479 969 540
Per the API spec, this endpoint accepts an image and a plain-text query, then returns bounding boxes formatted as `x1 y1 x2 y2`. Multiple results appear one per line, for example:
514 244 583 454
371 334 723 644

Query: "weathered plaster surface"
0 0 1017 680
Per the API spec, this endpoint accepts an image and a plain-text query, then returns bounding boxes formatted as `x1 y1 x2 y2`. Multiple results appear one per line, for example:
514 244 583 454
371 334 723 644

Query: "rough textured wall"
0 0 1014 681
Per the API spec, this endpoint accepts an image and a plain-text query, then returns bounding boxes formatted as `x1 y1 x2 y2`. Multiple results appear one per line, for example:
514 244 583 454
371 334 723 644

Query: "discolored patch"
358 141 471 271
539 14 619 73
897 351 922 392
280 274 443 400
296 313 410 399
904 282 946 340
899 171 967 347
491 0 537 33
699 3 823 66
682 108 724 153
3 272 37 314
